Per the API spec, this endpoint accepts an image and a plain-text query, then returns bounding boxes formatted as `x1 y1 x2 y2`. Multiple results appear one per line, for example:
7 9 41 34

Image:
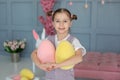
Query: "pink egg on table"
12 74 21 80
37 40 55 63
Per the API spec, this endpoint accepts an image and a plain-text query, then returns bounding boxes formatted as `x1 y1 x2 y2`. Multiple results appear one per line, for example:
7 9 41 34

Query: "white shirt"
55 34 86 56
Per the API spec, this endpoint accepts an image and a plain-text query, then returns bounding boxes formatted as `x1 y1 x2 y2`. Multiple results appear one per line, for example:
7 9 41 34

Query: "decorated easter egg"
37 40 55 63
55 40 75 70
20 68 34 80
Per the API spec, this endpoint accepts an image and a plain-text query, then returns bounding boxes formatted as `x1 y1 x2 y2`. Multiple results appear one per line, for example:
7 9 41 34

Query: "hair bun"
47 11 53 16
71 14 77 20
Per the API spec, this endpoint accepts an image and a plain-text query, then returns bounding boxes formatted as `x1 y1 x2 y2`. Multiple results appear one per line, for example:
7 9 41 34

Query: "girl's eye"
55 20 60 23
64 20 67 23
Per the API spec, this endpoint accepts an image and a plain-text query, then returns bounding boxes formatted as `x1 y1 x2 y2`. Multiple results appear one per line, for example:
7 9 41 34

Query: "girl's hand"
37 63 49 72
38 63 55 72
50 63 60 69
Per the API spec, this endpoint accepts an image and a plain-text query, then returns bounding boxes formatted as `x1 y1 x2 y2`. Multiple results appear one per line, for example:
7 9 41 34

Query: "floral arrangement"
3 39 26 54
39 0 56 35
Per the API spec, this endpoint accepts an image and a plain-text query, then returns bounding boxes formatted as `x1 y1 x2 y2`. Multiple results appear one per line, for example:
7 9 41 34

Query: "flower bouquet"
3 39 26 54
3 39 26 62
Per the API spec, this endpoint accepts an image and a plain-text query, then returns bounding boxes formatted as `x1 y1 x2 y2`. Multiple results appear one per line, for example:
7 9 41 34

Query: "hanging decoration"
39 0 56 36
84 0 88 9
101 0 105 5
69 0 73 6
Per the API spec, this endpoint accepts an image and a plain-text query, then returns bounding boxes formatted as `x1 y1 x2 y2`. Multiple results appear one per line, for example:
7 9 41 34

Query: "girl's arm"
31 49 52 71
55 48 83 68
31 49 40 68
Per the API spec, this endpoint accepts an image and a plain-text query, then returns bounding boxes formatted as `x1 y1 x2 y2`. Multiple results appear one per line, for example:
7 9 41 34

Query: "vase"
11 53 20 62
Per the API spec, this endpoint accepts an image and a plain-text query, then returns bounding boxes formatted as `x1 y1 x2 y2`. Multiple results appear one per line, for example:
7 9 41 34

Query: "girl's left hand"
45 63 56 71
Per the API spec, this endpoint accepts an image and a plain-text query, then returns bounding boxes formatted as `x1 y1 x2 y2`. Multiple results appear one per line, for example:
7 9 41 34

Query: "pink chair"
74 52 120 80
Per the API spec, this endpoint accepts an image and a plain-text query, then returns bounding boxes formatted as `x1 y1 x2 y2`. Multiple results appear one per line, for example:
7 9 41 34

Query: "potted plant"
3 39 26 62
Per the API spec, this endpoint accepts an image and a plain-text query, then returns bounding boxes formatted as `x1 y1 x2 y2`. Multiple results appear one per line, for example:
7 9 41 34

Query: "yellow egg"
55 40 75 70
21 76 29 80
20 68 34 80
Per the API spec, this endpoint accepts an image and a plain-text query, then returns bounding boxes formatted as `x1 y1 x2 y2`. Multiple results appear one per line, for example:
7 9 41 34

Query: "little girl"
31 8 86 80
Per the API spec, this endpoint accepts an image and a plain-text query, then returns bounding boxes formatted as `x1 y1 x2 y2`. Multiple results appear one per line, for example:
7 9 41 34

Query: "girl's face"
52 12 72 35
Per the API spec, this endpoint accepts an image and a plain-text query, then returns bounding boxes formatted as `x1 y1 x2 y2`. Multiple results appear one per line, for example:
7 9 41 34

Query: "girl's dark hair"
47 8 77 21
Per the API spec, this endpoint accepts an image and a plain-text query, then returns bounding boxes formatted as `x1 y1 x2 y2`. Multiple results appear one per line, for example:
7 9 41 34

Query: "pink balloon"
37 40 55 63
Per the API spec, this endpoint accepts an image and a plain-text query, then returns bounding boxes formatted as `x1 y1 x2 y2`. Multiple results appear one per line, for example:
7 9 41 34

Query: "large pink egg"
37 40 55 63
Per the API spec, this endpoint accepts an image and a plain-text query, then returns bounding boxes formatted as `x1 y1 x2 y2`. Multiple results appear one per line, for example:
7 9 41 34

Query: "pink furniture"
74 52 120 80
